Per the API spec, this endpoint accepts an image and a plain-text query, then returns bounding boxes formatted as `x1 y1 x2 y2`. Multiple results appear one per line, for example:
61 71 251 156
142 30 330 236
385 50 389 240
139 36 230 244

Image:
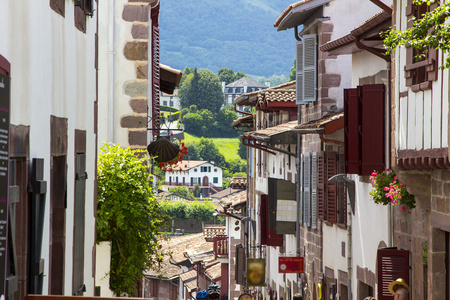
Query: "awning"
160 64 182 94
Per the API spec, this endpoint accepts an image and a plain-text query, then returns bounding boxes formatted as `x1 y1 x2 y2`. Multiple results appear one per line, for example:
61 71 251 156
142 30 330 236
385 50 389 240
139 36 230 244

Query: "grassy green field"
183 133 242 162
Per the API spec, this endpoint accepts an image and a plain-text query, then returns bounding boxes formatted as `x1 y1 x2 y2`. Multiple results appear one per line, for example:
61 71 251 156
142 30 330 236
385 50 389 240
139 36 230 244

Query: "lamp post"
213 212 218 225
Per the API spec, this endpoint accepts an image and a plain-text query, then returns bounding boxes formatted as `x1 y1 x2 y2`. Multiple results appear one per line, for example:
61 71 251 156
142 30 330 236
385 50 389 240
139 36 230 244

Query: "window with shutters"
324 151 346 226
405 0 438 91
377 248 410 300
344 84 385 176
261 191 283 247
296 34 317 104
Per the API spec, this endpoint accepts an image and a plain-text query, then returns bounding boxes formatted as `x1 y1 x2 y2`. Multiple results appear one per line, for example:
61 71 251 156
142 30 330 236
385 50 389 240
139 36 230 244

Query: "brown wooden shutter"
235 244 246 285
377 248 410 300
326 152 337 223
360 84 385 175
260 194 268 245
337 153 347 226
73 154 86 295
317 151 326 220
344 88 361 174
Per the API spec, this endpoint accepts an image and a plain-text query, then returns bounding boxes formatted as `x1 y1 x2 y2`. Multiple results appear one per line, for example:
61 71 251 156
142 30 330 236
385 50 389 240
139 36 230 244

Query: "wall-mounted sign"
278 257 304 273
246 258 265 286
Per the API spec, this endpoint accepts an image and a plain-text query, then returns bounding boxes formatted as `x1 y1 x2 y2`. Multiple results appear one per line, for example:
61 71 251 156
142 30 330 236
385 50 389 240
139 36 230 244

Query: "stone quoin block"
128 130 147 146
321 73 341 88
124 80 148 97
137 64 149 79
124 41 148 61
131 24 149 39
120 115 147 129
122 4 149 22
129 98 148 114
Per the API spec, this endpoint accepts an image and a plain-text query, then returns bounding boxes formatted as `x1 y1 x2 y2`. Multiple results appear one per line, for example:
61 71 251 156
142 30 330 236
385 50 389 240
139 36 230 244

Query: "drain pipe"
347 198 352 300
108 0 115 142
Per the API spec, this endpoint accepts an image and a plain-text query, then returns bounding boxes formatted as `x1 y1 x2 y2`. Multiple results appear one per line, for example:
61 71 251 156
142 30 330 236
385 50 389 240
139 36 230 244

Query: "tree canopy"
97 143 168 296
179 68 224 111
384 0 450 68
217 67 236 85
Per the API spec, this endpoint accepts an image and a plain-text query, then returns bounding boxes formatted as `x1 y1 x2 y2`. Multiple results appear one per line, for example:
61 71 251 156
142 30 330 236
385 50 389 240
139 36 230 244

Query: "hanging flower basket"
369 169 415 210
147 134 188 173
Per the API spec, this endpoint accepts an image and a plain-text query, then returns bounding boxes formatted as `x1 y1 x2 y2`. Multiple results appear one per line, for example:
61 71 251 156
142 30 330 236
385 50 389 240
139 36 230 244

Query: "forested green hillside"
159 0 295 77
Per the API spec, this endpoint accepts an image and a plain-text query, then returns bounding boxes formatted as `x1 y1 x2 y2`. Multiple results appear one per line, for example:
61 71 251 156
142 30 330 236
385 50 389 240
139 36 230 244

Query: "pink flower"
371 172 378 177
402 206 406 211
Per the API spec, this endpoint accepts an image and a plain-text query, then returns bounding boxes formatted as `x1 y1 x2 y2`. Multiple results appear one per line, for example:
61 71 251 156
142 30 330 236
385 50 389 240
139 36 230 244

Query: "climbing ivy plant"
97 143 168 296
384 0 450 68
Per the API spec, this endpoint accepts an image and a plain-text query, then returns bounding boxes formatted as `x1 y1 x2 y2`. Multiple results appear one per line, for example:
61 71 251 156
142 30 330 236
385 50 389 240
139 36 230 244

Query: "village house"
162 161 223 197
224 77 268 106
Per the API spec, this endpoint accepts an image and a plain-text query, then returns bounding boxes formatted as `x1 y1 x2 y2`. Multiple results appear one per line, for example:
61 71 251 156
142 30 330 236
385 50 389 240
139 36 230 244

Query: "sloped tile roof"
257 89 296 106
233 81 296 107
232 114 254 129
179 269 197 282
294 111 344 133
229 176 247 189
219 190 247 208
246 120 298 138
206 262 222 281
226 77 268 88
211 188 243 200
145 233 214 279
320 10 391 55
274 0 332 31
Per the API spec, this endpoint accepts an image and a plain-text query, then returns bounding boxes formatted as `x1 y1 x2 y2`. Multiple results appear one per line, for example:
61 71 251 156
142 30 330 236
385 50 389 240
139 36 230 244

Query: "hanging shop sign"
278 257 304 273
238 293 253 300
246 258 266 286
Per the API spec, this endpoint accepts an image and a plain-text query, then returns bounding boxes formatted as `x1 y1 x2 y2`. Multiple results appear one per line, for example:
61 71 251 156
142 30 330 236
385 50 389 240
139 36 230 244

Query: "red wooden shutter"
317 152 326 220
377 248 410 300
326 152 337 223
151 4 161 136
344 88 361 174
360 84 385 175
260 195 268 245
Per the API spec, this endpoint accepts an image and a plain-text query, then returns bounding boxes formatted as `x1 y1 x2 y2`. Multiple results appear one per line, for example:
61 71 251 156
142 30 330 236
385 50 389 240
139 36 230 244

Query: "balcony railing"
204 226 226 242
163 182 222 191
213 235 228 257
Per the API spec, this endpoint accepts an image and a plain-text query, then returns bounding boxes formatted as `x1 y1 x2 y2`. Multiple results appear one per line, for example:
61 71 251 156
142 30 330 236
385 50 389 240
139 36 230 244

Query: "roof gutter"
369 0 392 14
354 35 389 62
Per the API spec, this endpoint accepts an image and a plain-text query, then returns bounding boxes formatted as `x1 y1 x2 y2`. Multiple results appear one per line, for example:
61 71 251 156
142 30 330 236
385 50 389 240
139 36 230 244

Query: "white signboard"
276 200 297 222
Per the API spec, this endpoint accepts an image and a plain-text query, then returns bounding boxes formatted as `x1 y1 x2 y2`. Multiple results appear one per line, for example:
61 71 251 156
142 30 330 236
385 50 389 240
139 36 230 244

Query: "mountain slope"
159 0 295 77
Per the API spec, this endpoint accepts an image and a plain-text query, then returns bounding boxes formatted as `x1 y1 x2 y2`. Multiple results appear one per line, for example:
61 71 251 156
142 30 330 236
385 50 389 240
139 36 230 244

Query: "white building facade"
0 0 97 298
163 161 223 196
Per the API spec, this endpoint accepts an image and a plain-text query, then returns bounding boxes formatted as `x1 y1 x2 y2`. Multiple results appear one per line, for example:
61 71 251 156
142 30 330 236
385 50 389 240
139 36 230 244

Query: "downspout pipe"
369 0 392 14
354 36 389 62
108 0 115 142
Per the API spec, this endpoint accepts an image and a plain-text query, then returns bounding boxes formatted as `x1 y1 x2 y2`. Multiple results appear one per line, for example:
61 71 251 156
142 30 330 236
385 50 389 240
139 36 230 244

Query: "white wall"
95 242 114 297
98 0 135 146
324 0 393 110
0 1 97 295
